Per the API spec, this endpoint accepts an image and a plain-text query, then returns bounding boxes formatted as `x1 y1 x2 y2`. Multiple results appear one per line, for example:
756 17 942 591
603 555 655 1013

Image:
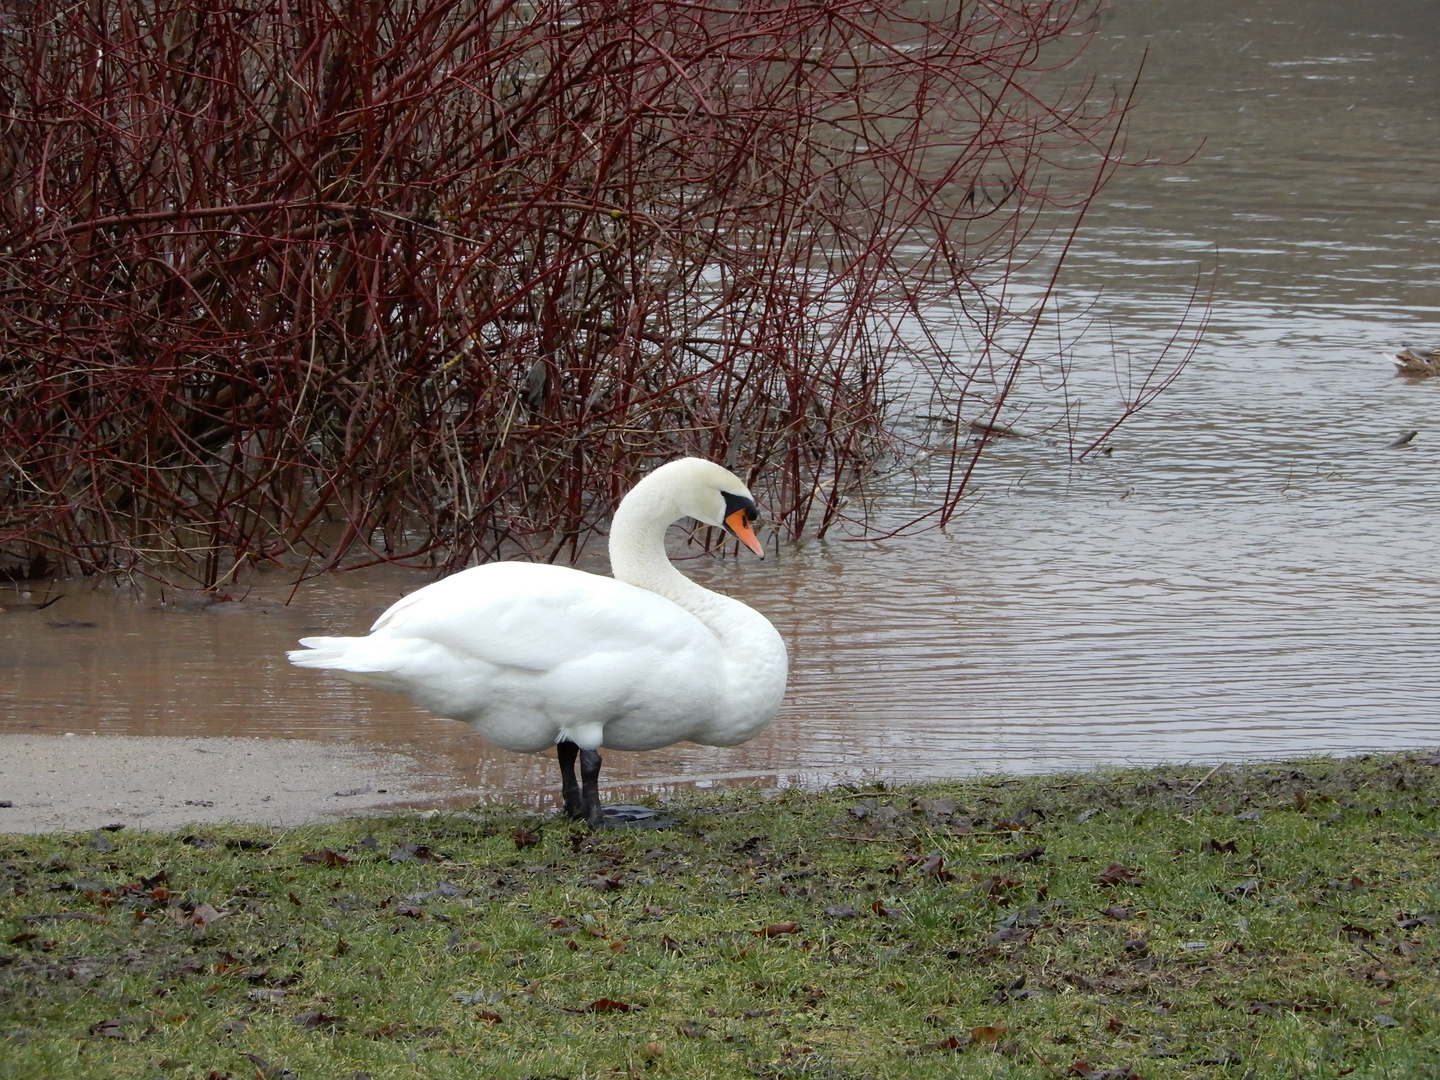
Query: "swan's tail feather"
288 636 387 672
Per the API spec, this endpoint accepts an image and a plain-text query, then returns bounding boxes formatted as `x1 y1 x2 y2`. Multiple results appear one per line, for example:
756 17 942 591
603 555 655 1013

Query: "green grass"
4 752 1440 1079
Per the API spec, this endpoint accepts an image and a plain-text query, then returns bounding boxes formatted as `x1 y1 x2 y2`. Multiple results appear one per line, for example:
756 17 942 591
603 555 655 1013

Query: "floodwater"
3 0 1439 809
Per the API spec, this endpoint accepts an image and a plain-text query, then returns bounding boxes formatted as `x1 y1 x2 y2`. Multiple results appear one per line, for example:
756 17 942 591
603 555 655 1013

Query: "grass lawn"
3 751 1439 1079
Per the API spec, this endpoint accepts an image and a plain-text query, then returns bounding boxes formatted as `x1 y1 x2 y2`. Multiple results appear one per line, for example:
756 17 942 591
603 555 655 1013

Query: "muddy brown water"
3 0 1439 812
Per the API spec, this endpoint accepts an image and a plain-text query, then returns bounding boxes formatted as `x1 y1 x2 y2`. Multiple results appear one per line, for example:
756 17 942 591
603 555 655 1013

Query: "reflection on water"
3 0 1438 805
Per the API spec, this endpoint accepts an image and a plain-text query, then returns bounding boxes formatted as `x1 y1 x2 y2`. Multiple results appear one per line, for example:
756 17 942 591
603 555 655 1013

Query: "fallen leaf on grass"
189 903 224 927
1101 905 1133 920
1094 863 1143 886
1227 877 1263 898
993 846 1046 864
1245 1000 1288 1017
584 998 642 1013
300 848 351 866
986 926 1032 946
676 1020 706 1038
223 838 271 852
295 1010 344 1029
755 921 800 937
512 829 540 849
241 1053 295 1079
388 843 443 864
927 1033 972 1050
22 911 106 925
915 797 959 818
971 874 1021 900
88 1016 142 1039
1204 838 1238 854
474 1010 503 1023
971 1024 1009 1044
913 852 953 879
824 904 859 919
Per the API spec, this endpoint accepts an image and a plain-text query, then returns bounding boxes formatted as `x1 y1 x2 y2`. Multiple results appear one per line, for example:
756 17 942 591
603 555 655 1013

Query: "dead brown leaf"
928 1034 972 1050
190 902 224 927
971 1024 1009 1043
1094 862 1143 886
88 1016 141 1039
295 1010 344 1029
300 848 351 866
585 998 641 1013
755 920 801 937
914 852 951 878
996 846 1046 864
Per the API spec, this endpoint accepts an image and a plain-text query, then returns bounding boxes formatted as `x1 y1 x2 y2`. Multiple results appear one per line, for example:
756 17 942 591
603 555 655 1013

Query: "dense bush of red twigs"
0 0 1141 586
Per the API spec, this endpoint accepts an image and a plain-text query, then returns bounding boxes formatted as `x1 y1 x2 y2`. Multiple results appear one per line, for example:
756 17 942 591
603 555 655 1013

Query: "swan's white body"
287 459 787 759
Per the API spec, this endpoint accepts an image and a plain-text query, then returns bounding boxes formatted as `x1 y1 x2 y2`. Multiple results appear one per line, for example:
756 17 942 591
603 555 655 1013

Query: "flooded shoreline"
4 0 1439 824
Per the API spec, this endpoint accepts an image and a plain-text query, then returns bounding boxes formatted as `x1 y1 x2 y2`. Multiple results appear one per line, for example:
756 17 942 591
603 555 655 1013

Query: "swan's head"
629 457 766 558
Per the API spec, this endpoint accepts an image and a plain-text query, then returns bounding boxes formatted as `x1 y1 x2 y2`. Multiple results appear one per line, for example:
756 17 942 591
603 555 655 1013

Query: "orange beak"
725 509 765 558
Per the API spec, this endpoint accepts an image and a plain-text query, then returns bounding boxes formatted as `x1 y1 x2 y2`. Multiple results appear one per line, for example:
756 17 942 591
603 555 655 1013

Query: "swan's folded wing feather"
367 562 717 674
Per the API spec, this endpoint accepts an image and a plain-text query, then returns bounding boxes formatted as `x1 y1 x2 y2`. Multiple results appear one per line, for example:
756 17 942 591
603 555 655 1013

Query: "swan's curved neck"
606 480 701 604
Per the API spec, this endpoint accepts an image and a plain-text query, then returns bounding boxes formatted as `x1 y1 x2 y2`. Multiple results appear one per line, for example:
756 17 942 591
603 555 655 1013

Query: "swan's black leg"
556 740 584 820
579 748 604 828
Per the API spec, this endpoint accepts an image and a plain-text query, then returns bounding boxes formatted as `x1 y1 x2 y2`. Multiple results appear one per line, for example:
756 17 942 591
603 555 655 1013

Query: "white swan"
287 458 787 826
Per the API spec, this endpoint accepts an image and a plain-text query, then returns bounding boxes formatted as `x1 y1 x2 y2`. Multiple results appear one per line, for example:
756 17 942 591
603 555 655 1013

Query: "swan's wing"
368 562 716 671
293 562 728 752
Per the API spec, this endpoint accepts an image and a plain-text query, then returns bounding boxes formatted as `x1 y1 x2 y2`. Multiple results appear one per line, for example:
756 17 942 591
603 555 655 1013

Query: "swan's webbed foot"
557 742 675 829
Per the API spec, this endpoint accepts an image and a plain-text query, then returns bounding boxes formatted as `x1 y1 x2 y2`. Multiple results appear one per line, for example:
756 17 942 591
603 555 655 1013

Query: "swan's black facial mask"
721 490 765 558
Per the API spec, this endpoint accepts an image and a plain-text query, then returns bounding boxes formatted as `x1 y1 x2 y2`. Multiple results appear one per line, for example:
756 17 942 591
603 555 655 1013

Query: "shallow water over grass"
3 0 1439 808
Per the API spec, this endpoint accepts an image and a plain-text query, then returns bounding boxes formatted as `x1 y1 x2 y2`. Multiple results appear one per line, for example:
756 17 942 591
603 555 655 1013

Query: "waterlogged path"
3 0 1439 828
